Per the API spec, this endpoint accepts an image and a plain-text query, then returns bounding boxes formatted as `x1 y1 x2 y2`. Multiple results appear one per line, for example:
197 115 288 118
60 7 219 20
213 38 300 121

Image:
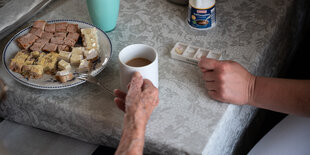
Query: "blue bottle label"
188 4 216 29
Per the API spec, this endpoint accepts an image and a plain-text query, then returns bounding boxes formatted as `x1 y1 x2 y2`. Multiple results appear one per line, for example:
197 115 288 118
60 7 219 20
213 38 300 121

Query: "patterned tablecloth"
0 0 307 154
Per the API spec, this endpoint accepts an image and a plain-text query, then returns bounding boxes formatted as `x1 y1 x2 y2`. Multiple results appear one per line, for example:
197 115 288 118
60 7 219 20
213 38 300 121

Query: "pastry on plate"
37 52 59 74
84 48 98 62
58 59 72 71
55 70 73 83
78 59 91 72
9 50 29 73
81 27 99 51
21 65 44 79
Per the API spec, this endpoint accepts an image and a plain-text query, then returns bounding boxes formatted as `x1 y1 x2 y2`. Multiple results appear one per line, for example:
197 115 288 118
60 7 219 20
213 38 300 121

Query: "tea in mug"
126 57 152 67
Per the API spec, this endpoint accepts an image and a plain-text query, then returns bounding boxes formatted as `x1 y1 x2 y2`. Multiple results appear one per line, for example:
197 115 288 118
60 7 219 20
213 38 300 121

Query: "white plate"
2 19 112 90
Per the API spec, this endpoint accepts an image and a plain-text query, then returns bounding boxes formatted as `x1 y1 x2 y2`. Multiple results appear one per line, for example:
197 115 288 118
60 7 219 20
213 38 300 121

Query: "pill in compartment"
183 47 198 58
207 52 221 59
174 43 187 55
194 49 209 60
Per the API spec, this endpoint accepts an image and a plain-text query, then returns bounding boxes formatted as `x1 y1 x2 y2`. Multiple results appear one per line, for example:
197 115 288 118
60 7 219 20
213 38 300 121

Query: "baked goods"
36 52 59 74
21 65 44 79
9 51 29 73
58 59 71 71
84 48 98 62
81 27 99 51
78 59 91 72
55 70 73 83
10 20 101 83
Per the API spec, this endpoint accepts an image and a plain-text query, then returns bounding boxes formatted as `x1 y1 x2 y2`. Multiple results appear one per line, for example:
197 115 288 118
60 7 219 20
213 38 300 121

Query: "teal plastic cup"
86 0 120 32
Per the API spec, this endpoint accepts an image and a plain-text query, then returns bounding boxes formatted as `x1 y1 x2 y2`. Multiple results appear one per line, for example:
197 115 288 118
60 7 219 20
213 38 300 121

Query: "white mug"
119 44 158 92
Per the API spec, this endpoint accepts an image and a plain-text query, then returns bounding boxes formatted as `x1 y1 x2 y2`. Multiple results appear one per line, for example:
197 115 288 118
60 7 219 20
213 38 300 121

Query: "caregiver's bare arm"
198 57 310 117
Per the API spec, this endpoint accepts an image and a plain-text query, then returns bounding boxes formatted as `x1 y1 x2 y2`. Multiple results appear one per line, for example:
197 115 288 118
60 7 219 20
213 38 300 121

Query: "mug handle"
0 78 8 101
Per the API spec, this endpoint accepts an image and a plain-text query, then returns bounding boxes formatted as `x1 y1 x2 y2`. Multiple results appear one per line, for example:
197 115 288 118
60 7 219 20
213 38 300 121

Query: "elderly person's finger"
114 97 126 112
127 72 143 95
198 57 218 71
142 79 155 91
114 89 126 99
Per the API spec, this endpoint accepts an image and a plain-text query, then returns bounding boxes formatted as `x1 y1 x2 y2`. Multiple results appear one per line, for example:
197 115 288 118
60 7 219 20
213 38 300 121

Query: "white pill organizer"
170 42 222 64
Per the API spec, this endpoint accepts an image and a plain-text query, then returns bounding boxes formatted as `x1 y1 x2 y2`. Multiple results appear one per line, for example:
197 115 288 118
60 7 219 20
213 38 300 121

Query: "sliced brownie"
33 20 46 30
55 22 68 32
41 32 54 40
45 23 56 33
29 28 43 37
67 23 79 33
42 43 58 52
16 33 38 49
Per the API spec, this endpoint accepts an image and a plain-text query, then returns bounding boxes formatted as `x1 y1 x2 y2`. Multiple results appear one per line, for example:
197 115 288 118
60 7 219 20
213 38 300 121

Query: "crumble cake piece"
37 52 59 74
21 65 44 79
9 50 29 73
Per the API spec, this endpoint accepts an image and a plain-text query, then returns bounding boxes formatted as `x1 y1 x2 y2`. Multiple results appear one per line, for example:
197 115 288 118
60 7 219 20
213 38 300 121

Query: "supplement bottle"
188 0 216 30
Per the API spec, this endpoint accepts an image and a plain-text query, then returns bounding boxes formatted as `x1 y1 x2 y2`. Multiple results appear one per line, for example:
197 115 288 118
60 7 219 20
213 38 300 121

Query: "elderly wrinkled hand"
198 57 256 105
114 72 159 126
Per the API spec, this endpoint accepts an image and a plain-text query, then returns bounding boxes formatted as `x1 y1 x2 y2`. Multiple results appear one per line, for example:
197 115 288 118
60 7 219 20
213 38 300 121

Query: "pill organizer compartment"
174 43 187 55
194 49 209 60
207 52 221 59
183 46 198 58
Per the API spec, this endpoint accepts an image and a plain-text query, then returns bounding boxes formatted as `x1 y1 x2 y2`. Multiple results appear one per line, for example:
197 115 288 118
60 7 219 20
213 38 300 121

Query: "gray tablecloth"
0 0 307 154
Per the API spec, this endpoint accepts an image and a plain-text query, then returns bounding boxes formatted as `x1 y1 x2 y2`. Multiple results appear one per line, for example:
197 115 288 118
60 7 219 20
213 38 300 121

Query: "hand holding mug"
114 72 159 126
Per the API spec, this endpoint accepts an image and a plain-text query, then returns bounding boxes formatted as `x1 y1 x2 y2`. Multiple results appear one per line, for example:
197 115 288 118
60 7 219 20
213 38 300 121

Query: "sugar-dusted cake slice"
83 48 98 62
58 59 72 71
55 70 73 83
71 47 84 55
81 27 99 51
70 54 83 66
9 50 29 73
77 59 91 72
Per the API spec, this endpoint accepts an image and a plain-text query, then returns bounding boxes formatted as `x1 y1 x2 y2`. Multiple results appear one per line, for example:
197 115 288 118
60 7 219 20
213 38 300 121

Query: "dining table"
0 0 308 154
